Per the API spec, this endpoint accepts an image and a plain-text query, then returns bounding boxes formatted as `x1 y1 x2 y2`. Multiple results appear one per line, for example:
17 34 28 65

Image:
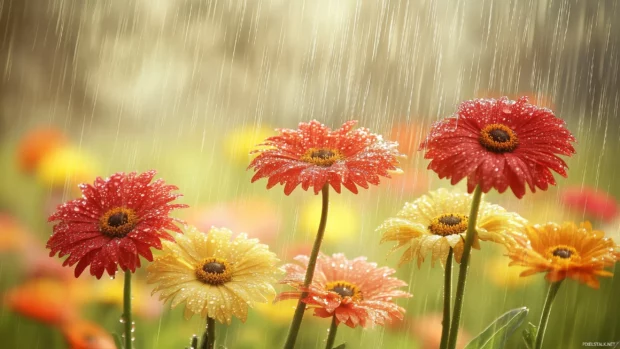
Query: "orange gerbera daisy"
506 221 618 288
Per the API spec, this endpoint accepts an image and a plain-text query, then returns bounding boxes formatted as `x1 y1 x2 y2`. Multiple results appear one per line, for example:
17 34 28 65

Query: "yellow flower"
36 145 99 188
224 126 274 165
506 221 618 289
299 198 359 244
147 226 280 324
484 255 534 289
377 188 525 267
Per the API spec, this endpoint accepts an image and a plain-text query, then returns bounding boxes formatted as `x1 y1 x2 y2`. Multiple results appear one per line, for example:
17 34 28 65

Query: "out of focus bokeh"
1 0 619 348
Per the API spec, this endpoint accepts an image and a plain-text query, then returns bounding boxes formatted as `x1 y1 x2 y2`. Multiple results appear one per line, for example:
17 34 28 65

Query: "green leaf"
464 307 529 349
521 322 538 349
112 333 123 349
333 343 346 349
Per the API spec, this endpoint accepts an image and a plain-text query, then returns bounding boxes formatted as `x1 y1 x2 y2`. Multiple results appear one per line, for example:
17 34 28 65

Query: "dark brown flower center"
479 124 519 153
312 149 336 159
108 212 128 227
301 148 344 167
429 213 469 236
195 258 232 285
552 248 572 259
325 280 363 301
203 262 226 274
489 129 511 143
99 207 138 238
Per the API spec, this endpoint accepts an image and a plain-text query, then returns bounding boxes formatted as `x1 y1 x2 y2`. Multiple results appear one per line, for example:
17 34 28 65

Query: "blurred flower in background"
410 313 470 349
224 125 274 165
484 255 534 289
560 186 618 223
36 145 99 190
186 198 281 245
299 198 359 245
16 127 67 174
60 319 116 349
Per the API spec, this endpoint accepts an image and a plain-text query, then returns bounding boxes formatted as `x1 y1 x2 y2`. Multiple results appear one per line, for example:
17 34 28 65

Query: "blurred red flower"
561 186 618 222
47 170 187 278
421 97 575 198
277 253 411 328
249 120 403 195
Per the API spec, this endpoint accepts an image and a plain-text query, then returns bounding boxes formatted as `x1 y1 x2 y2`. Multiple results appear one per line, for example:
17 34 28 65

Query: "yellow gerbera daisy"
377 188 525 267
147 226 280 324
506 221 618 289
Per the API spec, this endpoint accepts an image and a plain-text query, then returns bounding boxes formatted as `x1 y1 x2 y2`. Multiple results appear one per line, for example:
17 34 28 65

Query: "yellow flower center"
479 124 519 153
300 148 344 167
99 207 138 238
195 258 232 285
325 280 363 301
546 245 580 263
429 213 469 236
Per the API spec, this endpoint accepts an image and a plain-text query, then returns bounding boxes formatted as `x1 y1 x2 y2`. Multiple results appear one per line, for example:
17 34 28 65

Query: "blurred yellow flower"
299 198 359 244
89 278 164 319
377 188 526 267
17 127 67 173
147 226 280 324
36 145 99 188
254 298 297 323
224 125 273 165
484 256 534 288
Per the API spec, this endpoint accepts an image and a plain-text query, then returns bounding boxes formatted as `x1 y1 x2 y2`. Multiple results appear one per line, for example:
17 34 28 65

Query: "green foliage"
464 307 528 349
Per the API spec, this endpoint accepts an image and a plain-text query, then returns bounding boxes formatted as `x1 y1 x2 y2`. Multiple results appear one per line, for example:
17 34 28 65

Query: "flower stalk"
324 316 339 349
122 271 133 349
439 248 453 349
535 281 563 349
447 185 483 349
284 184 330 349
200 317 216 349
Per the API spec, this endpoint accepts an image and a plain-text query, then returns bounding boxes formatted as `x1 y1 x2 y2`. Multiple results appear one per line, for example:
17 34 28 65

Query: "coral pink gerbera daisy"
47 170 187 279
276 253 411 328
248 120 402 195
421 97 576 198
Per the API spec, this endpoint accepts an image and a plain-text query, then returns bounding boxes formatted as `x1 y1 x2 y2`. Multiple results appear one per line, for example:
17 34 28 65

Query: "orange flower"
506 221 618 288
60 320 116 349
16 127 67 173
4 278 79 325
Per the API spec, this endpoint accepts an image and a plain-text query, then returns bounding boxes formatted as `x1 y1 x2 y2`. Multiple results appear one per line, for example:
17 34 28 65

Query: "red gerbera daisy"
276 253 411 328
47 170 187 279
248 120 402 195
421 97 576 198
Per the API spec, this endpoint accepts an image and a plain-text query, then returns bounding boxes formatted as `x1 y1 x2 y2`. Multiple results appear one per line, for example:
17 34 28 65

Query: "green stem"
283 184 330 349
200 317 216 349
447 185 483 349
324 316 339 349
123 271 133 349
439 248 453 349
534 281 563 349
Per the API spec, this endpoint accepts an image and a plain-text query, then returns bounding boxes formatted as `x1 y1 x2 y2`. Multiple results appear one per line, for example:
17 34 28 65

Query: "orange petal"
60 320 116 349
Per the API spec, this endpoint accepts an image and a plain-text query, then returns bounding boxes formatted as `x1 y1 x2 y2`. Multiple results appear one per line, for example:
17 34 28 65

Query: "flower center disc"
301 147 344 167
479 124 519 153
325 280 363 301
99 207 138 238
547 245 579 262
195 258 232 285
429 213 469 236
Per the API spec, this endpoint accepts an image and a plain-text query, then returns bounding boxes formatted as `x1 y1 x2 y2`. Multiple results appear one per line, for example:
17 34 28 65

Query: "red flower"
561 186 618 223
421 97 575 198
276 253 411 328
47 170 187 279
248 120 402 195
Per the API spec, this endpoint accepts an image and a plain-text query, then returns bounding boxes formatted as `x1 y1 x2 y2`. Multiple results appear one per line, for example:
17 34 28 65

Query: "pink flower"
277 253 411 328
